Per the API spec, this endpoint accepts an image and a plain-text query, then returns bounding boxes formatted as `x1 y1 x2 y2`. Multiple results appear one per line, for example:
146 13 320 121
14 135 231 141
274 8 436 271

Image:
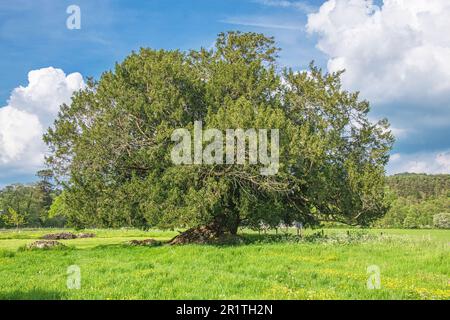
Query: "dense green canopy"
376 174 450 229
44 32 394 232
0 170 61 228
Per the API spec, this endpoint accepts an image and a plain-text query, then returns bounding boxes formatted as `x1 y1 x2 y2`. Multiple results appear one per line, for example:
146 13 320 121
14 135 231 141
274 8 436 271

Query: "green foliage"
48 193 64 218
36 170 55 211
433 213 450 229
376 174 450 229
0 172 59 229
46 193 67 227
1 208 26 229
0 184 40 228
44 31 394 231
387 173 450 200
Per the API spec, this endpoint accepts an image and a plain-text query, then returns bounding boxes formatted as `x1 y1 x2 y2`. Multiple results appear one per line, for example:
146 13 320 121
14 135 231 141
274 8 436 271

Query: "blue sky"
0 0 326 103
1 0 450 185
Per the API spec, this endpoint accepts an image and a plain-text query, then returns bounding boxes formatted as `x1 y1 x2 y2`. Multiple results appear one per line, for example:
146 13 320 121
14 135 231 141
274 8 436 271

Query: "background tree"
0 184 40 226
375 174 450 229
433 213 450 229
36 169 55 211
44 31 394 237
0 175 60 228
46 192 68 227
1 208 26 230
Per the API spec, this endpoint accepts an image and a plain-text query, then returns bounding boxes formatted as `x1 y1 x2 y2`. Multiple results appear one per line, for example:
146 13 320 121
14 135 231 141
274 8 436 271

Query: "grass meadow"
0 228 448 300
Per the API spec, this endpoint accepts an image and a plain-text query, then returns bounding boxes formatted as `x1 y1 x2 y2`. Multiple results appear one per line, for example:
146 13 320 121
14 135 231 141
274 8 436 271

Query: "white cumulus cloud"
306 0 450 104
388 151 450 174
0 67 84 181
307 0 450 175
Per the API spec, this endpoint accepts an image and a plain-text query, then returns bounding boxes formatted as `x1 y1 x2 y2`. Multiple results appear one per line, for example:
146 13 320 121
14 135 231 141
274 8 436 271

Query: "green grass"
0 228 448 300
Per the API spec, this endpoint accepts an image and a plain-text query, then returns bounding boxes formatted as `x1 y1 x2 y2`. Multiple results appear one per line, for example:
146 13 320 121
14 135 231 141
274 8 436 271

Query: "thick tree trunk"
222 188 241 235
214 207 241 235
227 214 240 235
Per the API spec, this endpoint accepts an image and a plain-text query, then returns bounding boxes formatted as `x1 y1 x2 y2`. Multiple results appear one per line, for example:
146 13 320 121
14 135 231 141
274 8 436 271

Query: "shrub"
433 213 450 229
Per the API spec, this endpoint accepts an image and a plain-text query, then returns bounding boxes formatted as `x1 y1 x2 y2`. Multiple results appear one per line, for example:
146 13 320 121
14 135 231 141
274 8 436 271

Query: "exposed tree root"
169 222 242 245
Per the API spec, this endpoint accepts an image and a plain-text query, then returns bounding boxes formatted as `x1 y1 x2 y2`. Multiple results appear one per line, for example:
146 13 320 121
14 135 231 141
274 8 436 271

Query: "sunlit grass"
0 228 448 300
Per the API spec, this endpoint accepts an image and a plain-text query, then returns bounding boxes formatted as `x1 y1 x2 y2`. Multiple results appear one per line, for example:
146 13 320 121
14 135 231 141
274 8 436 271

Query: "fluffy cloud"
307 0 450 174
306 0 450 104
388 151 450 175
0 67 84 182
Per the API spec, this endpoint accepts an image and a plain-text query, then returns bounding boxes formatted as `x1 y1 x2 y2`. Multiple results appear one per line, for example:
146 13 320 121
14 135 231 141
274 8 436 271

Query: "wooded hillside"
376 174 450 229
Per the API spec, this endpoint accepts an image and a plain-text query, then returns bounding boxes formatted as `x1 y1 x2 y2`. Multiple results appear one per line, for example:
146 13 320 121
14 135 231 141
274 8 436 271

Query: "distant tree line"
374 173 450 229
386 173 450 199
0 170 65 229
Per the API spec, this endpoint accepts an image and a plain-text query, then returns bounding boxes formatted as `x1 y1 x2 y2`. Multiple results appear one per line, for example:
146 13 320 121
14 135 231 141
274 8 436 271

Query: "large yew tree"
45 32 394 234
